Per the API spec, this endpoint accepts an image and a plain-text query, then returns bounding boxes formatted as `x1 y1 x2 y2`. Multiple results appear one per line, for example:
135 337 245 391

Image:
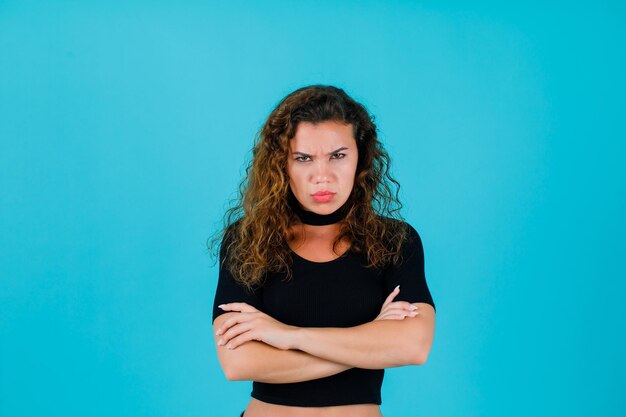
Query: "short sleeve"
384 223 436 312
212 226 264 324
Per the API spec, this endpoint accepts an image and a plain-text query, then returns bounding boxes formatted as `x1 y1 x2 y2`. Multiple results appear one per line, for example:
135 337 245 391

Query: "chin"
318 207 338 214
312 201 344 214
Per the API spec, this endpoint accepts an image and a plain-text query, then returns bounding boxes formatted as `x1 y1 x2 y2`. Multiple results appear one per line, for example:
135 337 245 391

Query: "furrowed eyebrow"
292 147 349 157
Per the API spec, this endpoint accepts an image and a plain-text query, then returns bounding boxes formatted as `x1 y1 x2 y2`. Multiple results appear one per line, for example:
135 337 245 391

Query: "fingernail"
410 305 418 310
408 311 418 316
217 339 223 345
218 304 225 309
395 285 400 291
215 329 222 336
227 344 232 350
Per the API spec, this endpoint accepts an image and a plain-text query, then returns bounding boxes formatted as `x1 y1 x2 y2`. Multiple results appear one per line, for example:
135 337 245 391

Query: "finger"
216 312 254 336
218 302 259 313
386 301 419 311
382 285 400 306
226 329 257 350
219 321 254 346
378 313 409 321
378 308 421 320
381 308 419 317
378 303 417 318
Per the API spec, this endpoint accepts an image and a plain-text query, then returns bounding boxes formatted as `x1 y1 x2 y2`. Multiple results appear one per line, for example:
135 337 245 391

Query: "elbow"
405 339 433 366
222 362 247 381
218 354 249 381
408 348 430 366
223 364 240 381
401 307 435 366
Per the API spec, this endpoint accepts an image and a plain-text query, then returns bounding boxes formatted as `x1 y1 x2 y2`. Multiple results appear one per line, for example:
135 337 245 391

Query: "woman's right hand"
374 285 420 321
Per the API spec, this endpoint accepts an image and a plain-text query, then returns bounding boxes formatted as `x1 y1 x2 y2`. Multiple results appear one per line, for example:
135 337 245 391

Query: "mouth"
311 191 335 203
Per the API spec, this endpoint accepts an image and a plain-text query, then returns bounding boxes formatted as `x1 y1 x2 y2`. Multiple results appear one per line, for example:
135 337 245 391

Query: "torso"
244 222 385 416
243 398 382 417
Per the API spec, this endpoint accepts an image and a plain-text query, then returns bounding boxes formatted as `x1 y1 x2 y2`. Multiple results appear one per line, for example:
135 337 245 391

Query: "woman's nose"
312 159 332 181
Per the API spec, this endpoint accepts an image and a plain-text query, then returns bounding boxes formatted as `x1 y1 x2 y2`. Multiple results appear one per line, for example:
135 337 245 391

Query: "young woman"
209 85 436 417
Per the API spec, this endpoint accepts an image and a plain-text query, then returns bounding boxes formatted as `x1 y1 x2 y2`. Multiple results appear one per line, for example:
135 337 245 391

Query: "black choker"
287 190 350 226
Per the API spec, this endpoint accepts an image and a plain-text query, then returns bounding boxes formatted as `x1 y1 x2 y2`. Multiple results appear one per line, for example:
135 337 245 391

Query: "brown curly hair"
206 85 410 291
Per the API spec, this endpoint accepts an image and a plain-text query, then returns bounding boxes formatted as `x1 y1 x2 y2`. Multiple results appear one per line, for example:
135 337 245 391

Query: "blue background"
1 1 625 416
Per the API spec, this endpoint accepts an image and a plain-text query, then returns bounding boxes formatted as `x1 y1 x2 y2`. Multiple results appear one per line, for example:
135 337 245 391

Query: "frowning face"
287 120 358 215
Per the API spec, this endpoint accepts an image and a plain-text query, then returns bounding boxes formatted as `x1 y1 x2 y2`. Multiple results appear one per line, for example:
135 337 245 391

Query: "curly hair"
206 85 410 291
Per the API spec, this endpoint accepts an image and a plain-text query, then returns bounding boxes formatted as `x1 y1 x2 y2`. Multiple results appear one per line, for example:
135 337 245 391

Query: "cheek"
286 161 297 179
287 166 304 189
341 159 358 181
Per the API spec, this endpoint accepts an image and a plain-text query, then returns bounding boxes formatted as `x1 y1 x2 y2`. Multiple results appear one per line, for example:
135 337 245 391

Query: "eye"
331 153 346 159
294 155 311 162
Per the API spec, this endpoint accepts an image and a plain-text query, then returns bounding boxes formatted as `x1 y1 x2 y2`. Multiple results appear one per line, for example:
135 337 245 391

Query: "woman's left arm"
217 301 435 369
291 302 435 369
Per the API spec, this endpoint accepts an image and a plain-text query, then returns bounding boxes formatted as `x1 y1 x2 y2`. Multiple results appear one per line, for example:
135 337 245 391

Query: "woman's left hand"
215 303 298 350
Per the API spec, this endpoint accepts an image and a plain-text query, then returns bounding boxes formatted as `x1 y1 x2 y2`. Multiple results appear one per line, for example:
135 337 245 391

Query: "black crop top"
212 220 435 407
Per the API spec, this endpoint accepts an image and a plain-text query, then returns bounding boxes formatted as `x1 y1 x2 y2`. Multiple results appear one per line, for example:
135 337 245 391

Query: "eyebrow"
292 147 349 157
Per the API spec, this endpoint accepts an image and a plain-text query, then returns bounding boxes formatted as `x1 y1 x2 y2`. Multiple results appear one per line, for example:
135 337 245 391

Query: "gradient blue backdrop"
1 1 625 416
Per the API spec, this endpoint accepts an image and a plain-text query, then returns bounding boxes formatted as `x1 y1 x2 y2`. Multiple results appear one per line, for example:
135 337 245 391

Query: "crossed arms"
212 287 436 384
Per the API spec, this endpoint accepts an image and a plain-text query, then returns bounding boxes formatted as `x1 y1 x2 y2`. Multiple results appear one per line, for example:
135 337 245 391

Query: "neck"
287 191 349 226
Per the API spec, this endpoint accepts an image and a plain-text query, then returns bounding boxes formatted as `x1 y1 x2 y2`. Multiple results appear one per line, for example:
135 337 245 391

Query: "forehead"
290 121 355 151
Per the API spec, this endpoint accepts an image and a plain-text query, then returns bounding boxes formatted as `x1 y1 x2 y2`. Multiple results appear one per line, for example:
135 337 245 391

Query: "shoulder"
225 218 243 234
222 218 243 244
375 216 420 239
220 219 244 262
377 217 423 256
404 222 421 242
397 222 422 257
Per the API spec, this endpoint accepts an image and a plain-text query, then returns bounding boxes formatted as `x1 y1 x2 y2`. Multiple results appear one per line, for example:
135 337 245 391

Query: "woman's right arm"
214 312 352 383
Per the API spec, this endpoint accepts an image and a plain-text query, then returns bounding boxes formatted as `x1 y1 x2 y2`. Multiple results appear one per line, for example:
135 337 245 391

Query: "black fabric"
212 220 435 407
